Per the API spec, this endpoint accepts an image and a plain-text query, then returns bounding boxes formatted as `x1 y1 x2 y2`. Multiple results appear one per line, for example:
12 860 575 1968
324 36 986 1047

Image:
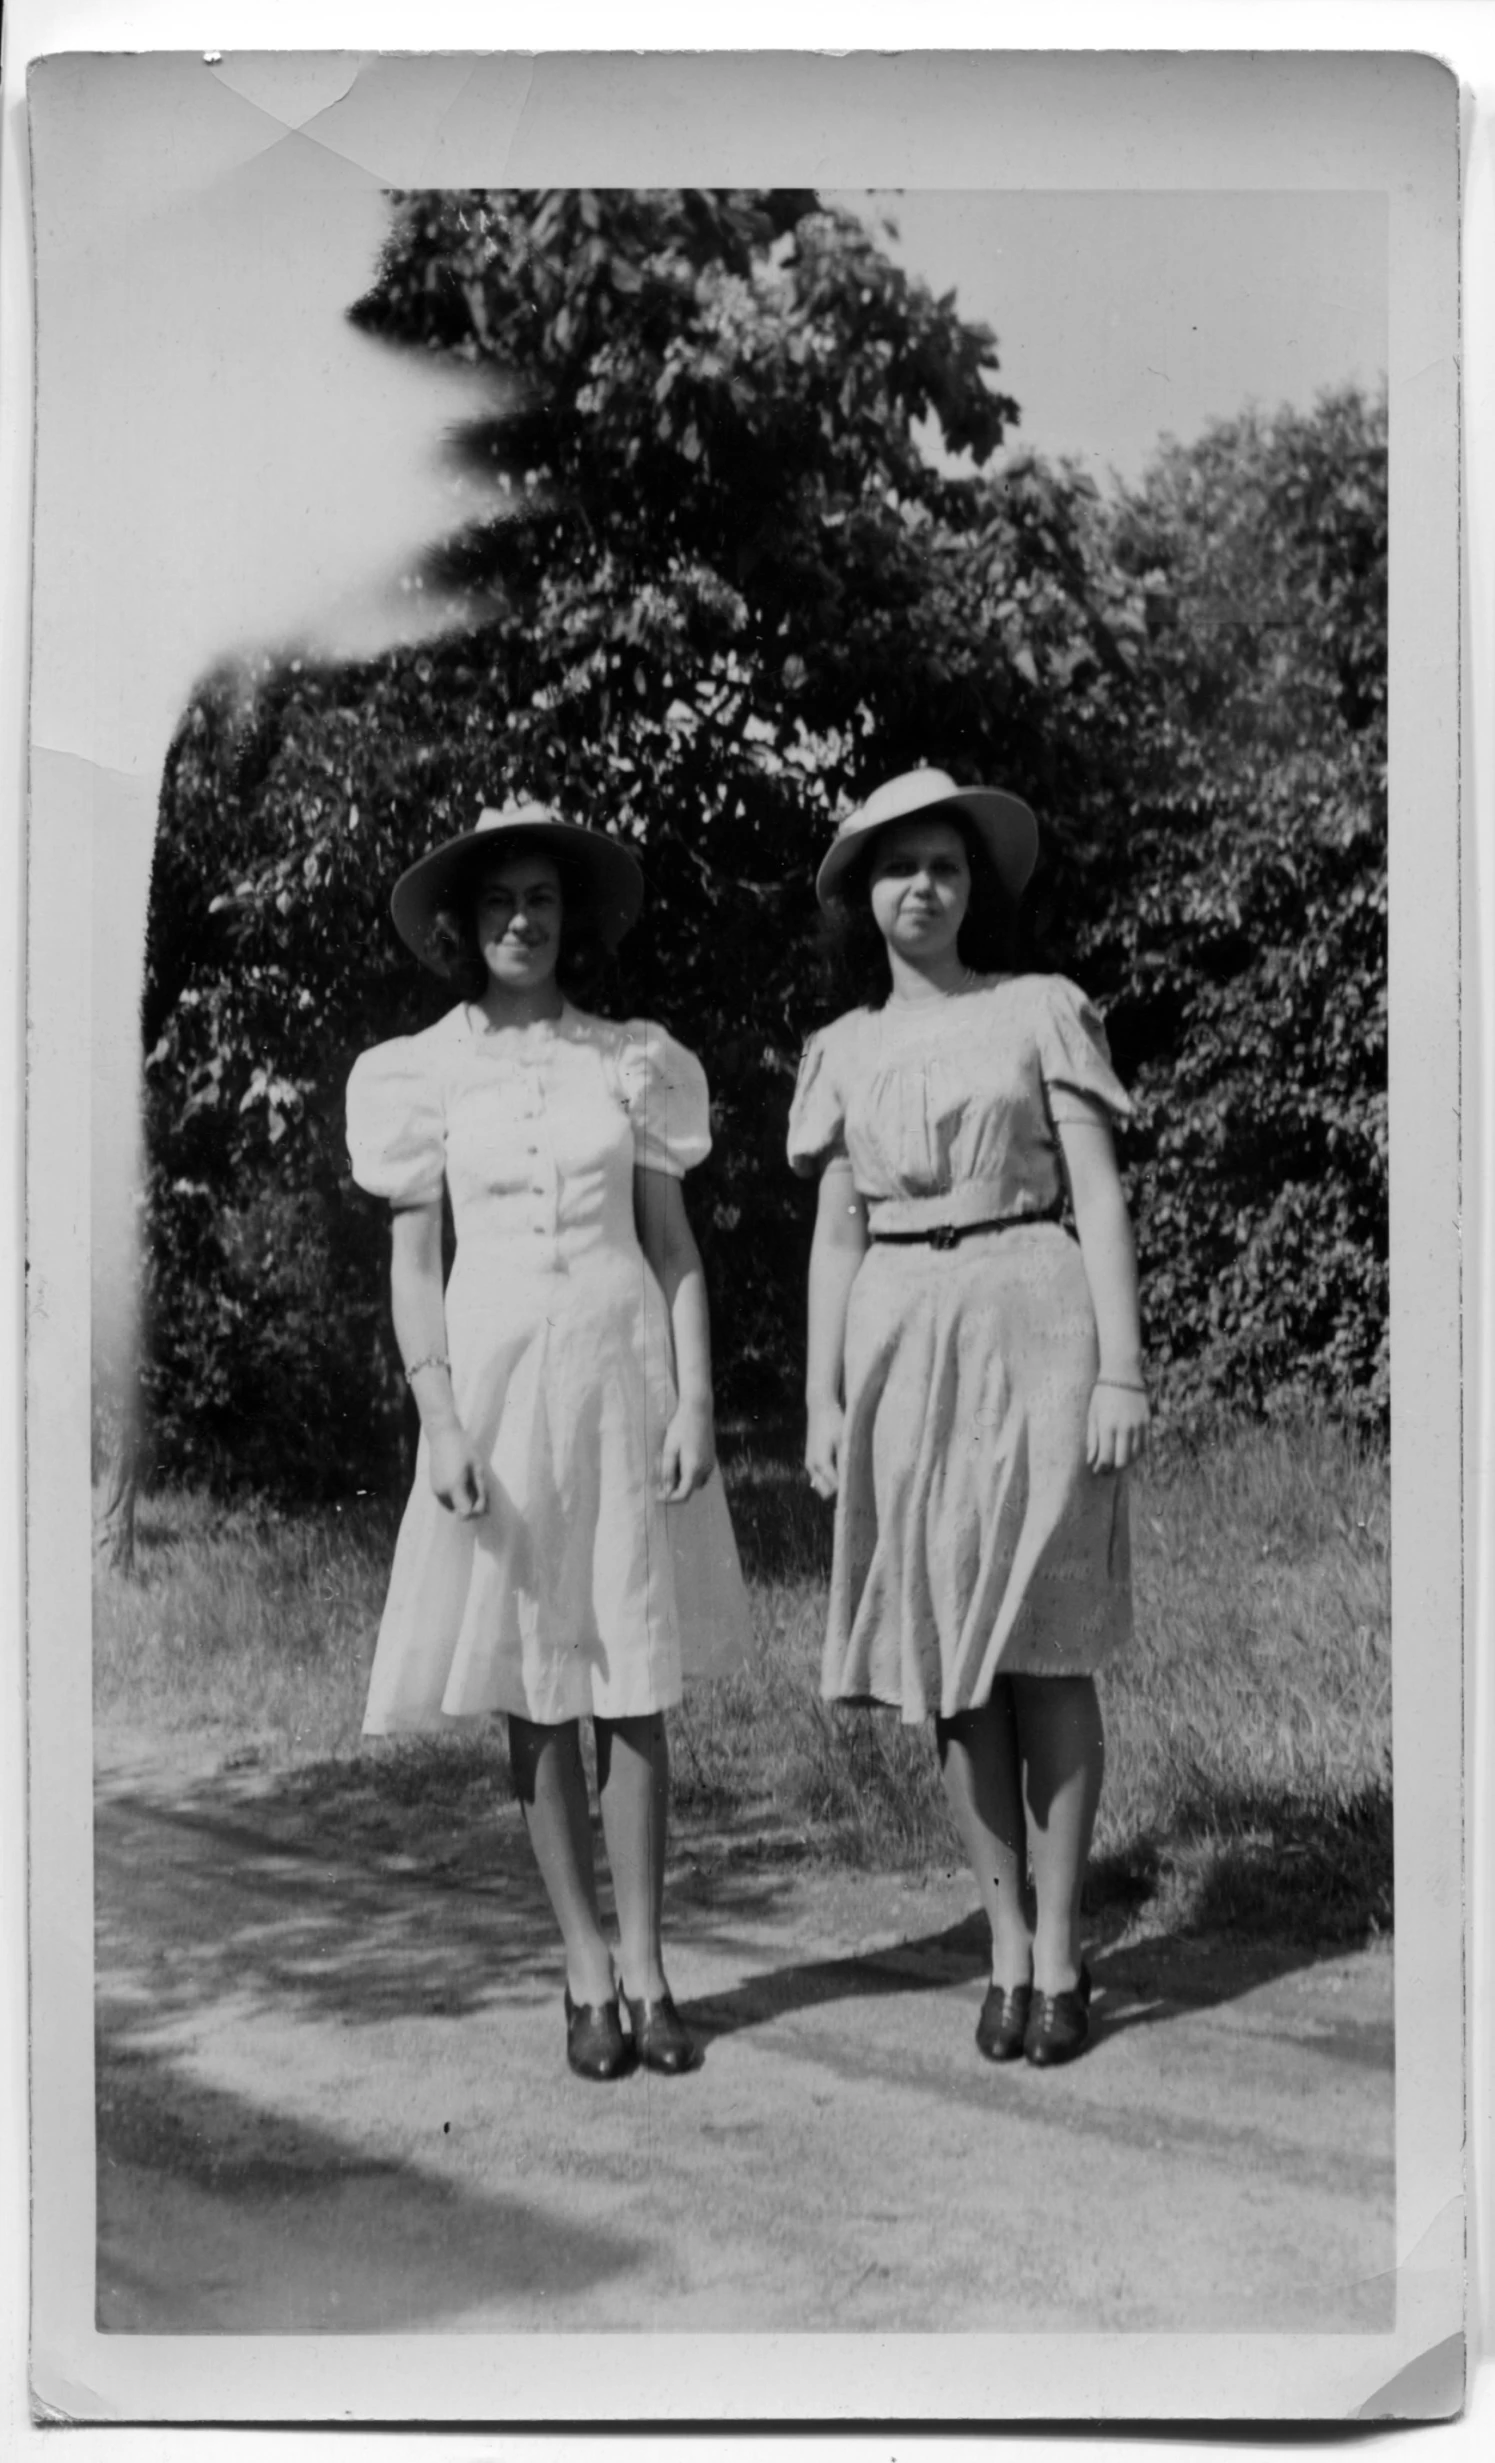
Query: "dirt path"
95 1738 1394 2335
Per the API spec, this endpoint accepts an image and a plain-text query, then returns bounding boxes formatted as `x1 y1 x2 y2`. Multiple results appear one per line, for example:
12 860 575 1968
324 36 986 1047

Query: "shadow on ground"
674 1909 1389 2072
97 1747 1390 2078
94 1740 1392 2336
96 2032 646 2332
95 1767 803 2031
1088 1778 1392 1948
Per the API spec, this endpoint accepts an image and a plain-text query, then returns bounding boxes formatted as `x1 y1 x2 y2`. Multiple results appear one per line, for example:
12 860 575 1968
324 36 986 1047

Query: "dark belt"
870 1200 1063 1251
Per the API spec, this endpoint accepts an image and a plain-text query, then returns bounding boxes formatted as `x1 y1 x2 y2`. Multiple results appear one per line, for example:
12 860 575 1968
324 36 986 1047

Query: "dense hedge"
136 190 1385 1498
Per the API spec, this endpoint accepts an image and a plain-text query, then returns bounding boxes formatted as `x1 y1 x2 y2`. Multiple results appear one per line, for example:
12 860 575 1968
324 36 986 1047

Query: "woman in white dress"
348 802 751 2081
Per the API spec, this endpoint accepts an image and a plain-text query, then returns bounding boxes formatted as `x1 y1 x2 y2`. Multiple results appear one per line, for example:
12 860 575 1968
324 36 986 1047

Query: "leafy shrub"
137 193 1385 1496
1064 392 1387 1422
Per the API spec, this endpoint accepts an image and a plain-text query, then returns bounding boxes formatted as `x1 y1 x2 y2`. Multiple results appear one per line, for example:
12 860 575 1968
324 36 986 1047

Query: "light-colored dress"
347 1002 752 1732
788 974 1133 1721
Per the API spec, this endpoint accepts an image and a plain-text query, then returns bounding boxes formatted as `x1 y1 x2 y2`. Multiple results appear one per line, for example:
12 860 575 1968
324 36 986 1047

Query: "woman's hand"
1087 1381 1150 1474
427 1422 488 1519
658 1395 715 1503
805 1398 845 1500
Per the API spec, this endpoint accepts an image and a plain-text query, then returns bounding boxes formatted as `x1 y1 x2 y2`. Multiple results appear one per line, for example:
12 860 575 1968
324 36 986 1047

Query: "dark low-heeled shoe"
1024 1964 1094 2068
624 1991 698 2075
976 1980 1033 2064
564 1987 634 2082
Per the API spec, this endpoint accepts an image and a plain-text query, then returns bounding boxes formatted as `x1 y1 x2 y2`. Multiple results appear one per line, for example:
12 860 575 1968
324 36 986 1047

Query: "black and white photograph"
14 28 1469 2430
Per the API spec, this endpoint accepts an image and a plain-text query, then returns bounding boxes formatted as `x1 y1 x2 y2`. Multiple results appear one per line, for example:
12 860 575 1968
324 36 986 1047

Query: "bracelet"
1095 1377 1148 1396
404 1352 451 1385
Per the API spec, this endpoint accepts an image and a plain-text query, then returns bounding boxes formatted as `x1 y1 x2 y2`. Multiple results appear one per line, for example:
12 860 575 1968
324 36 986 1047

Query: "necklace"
889 967 979 1009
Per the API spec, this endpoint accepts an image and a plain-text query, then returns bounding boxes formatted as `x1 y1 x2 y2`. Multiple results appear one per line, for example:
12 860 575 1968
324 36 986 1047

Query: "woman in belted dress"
348 802 751 2082
789 770 1149 2067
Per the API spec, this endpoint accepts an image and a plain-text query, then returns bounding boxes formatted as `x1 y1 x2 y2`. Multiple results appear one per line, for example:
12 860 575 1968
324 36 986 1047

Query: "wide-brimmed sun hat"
390 801 645 970
814 768 1039 913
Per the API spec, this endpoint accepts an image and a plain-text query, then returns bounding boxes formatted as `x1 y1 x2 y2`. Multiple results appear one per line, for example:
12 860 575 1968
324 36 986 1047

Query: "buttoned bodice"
347 1002 710 1282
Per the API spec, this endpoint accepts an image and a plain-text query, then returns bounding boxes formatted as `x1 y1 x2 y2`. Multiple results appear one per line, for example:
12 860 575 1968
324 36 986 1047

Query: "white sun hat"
815 767 1038 913
390 801 645 970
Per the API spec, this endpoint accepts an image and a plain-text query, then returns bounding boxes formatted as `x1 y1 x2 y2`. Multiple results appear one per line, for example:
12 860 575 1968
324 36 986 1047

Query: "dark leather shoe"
624 1991 698 2075
1024 1964 1093 2067
565 1988 634 2082
976 1979 1033 2063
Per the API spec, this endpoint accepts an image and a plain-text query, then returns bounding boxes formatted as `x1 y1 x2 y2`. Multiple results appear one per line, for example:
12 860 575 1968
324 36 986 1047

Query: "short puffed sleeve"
1037 978 1133 1127
787 1029 847 1175
616 1022 712 1178
346 1038 446 1207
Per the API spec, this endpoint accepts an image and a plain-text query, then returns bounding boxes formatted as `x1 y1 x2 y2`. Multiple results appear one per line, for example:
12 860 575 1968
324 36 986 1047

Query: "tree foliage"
138 190 1386 1496
1068 391 1388 1422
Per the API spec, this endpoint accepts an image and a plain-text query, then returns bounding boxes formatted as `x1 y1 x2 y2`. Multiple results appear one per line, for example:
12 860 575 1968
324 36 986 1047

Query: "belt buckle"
927 1223 960 1251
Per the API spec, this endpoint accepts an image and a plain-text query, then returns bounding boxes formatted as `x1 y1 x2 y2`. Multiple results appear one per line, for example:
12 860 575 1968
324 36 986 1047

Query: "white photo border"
2 4 1481 2443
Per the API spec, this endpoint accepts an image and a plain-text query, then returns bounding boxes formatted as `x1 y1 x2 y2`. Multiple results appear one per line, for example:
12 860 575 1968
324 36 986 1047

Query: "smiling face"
473 851 564 992
866 818 972 965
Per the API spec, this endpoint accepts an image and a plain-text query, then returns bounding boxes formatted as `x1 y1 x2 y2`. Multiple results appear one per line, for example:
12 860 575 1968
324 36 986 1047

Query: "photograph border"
4 12 1474 2437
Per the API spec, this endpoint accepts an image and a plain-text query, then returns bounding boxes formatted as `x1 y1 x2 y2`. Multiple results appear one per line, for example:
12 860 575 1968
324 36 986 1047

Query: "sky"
840 189 1387 486
27 58 514 1373
26 52 1392 785
28 64 508 785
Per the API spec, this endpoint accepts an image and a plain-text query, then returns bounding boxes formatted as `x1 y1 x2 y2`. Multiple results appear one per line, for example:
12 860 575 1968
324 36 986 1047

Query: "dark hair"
423 833 613 1003
819 812 1021 1013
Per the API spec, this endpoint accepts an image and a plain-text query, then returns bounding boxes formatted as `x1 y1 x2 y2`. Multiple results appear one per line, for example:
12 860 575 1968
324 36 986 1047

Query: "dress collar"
462 997 578 1046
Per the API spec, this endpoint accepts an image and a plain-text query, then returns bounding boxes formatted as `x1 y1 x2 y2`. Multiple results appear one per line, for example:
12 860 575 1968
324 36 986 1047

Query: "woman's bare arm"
635 1165 715 1501
390 1202 486 1516
805 1157 869 1498
1055 1111 1149 1473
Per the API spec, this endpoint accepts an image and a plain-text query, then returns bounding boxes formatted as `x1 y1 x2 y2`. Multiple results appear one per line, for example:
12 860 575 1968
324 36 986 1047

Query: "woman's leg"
508 1714 616 2005
1010 1674 1105 1994
595 1712 670 2003
935 1685 1034 1988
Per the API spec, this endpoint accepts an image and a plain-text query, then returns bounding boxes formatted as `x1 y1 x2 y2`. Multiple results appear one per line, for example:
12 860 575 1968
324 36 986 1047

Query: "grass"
95 1490 405 1763
94 1418 1391 1949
